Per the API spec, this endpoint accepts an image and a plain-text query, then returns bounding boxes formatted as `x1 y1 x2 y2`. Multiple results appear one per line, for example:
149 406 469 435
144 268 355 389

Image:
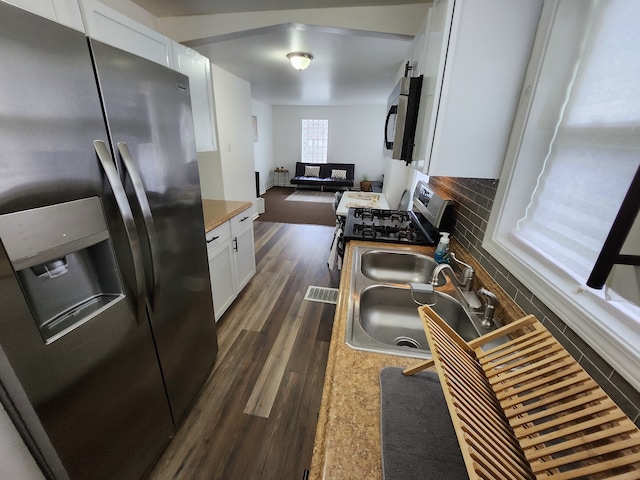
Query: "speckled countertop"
309 239 525 479
201 199 253 232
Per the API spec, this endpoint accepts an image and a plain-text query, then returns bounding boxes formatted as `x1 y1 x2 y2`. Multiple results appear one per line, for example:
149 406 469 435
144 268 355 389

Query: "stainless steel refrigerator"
0 3 218 479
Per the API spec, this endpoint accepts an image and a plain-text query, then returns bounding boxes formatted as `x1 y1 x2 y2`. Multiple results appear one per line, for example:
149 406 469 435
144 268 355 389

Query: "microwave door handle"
384 104 397 149
93 140 147 325
117 142 160 312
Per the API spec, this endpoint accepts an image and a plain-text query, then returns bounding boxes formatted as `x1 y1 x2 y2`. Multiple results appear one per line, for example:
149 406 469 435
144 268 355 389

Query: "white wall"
251 100 273 195
210 64 257 203
272 105 387 187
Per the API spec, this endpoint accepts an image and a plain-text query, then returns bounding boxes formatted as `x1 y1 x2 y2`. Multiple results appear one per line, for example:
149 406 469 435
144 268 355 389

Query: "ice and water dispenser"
0 197 124 344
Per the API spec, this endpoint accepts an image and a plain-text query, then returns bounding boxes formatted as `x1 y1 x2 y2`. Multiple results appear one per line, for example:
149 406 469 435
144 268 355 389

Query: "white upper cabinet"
412 0 543 179
79 0 173 68
172 44 218 152
79 0 217 152
3 0 84 31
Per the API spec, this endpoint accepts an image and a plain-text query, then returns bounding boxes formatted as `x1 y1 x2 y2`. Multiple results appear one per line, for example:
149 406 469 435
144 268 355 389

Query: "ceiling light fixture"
287 52 313 71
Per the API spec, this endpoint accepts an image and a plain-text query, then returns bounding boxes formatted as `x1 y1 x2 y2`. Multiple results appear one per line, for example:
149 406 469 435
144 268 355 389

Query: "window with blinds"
483 0 640 390
301 119 328 163
514 0 640 283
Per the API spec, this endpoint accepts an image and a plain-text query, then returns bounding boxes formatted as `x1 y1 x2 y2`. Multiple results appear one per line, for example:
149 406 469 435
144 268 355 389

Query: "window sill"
483 231 640 392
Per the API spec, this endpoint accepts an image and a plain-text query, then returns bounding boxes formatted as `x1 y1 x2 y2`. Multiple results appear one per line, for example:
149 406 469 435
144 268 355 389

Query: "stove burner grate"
345 207 432 245
353 208 411 223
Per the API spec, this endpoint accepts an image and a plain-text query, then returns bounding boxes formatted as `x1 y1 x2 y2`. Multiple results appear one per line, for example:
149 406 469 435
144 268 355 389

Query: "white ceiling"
186 24 414 106
129 0 429 106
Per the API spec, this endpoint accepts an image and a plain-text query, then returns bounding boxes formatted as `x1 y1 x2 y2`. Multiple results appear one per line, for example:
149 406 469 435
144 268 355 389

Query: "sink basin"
358 285 479 350
345 246 501 359
360 250 442 284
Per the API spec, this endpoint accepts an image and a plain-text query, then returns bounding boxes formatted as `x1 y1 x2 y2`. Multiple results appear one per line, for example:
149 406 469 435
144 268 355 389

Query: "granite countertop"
309 239 525 479
201 199 253 232
308 241 434 479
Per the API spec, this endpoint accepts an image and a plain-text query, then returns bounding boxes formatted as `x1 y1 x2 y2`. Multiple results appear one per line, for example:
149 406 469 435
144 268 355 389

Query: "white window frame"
483 0 640 392
301 118 328 163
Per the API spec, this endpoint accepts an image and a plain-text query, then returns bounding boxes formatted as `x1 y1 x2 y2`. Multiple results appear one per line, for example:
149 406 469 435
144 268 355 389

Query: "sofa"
289 162 354 191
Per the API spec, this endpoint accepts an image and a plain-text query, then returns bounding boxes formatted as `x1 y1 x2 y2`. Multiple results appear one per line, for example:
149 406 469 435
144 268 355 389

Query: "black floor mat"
379 367 467 480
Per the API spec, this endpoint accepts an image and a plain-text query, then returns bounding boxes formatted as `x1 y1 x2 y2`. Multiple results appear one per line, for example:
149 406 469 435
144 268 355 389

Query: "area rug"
285 190 336 203
257 187 336 226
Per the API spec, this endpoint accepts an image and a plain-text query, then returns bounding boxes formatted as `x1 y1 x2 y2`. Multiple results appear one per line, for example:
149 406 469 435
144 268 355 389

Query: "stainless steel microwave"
384 75 423 164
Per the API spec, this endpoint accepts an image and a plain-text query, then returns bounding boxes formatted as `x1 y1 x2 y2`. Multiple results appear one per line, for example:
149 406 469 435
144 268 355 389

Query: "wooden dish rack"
404 305 640 479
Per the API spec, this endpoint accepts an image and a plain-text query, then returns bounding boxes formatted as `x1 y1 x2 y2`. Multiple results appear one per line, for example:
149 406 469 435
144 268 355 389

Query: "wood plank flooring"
148 221 340 480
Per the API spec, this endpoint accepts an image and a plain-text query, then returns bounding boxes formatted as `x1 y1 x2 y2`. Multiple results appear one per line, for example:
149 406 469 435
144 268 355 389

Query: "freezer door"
91 41 218 424
0 4 173 479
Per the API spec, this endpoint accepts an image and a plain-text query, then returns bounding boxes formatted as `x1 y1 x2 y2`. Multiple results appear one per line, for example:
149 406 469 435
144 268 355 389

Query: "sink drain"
394 336 423 349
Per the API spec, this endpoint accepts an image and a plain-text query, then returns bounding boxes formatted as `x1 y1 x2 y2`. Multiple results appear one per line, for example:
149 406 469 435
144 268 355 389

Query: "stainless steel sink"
360 250 438 284
346 246 501 359
359 285 479 349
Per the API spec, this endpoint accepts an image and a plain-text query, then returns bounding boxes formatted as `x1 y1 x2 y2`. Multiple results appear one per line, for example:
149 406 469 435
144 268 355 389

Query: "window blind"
514 0 640 281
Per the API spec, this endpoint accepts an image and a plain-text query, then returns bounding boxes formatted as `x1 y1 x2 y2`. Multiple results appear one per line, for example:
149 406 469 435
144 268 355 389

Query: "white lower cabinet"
230 211 256 292
206 222 235 322
207 210 255 322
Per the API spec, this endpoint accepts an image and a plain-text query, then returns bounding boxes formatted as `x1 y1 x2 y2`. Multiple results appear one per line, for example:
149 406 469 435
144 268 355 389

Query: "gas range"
337 181 453 254
343 207 440 245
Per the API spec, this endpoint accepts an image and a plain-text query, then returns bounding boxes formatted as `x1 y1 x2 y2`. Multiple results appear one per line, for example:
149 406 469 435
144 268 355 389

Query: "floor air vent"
304 286 339 305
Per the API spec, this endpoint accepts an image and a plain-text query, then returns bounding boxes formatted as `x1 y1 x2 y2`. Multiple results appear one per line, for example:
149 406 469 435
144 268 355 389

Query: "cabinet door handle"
206 235 219 243
233 237 238 252
240 216 249 222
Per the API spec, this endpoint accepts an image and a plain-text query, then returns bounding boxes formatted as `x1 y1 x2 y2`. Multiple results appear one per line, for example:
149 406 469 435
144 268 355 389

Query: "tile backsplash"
430 176 640 425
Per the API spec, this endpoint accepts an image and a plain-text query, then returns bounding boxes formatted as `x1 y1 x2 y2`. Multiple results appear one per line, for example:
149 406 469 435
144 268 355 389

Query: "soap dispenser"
434 232 450 264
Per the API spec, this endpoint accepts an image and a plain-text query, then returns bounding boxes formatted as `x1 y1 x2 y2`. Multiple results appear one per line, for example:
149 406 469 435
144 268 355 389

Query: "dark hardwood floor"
149 221 340 480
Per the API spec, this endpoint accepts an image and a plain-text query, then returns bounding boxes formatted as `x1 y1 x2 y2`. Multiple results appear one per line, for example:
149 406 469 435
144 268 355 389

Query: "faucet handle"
449 253 475 291
449 252 474 272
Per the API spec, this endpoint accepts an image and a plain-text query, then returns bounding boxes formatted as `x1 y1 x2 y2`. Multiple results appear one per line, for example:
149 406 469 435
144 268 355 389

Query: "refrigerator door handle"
93 140 147 325
117 142 161 311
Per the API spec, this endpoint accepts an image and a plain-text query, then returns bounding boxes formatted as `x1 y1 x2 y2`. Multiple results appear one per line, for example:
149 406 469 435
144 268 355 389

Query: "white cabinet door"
230 212 255 292
233 225 255 292
414 0 542 179
208 239 237 322
206 222 234 321
172 43 217 152
3 0 84 31
411 0 451 173
205 212 255 322
79 0 173 67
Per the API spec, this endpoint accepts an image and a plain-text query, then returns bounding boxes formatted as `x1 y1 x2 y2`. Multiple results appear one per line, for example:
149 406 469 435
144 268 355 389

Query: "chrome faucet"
477 288 498 328
430 253 482 310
